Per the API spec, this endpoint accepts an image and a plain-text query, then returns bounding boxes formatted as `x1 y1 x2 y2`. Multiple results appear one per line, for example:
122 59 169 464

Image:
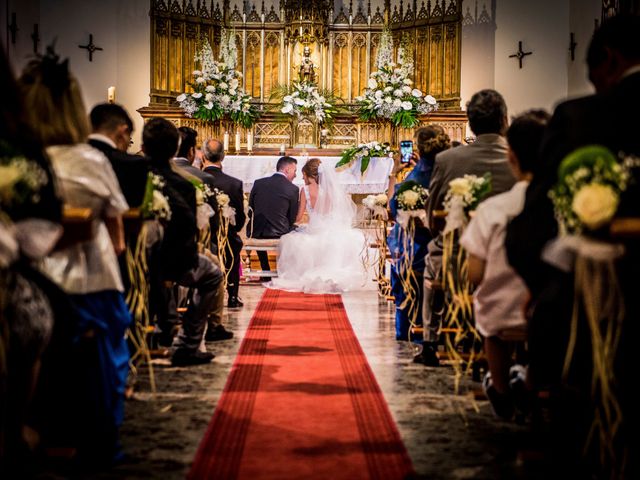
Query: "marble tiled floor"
98 284 543 480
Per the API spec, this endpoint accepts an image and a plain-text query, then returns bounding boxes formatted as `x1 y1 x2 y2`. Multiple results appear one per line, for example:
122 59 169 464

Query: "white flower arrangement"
212 188 236 226
142 173 172 221
274 81 338 126
442 173 492 233
550 145 630 234
335 141 394 175
0 150 48 211
395 180 428 228
362 193 388 221
356 30 438 128
176 32 259 128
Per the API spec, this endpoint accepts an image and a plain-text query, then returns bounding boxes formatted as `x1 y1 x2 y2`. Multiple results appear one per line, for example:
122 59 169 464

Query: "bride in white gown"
267 158 370 294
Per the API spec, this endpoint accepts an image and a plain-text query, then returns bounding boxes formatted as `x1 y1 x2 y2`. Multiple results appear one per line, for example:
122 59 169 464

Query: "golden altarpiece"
139 0 467 151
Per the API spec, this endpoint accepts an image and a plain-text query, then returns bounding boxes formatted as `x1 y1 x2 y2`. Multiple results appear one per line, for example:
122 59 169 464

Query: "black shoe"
205 325 234 342
171 349 215 366
227 296 243 308
413 343 440 367
483 372 514 420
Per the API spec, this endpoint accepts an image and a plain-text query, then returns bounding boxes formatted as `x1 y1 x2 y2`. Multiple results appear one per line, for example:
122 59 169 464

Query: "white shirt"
87 133 117 149
459 181 529 337
41 144 129 294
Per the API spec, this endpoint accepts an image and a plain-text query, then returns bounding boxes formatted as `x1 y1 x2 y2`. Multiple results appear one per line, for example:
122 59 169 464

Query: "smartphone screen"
400 140 413 164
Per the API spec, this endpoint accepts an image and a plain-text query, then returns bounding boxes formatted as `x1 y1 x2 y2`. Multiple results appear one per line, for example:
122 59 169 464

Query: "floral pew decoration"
441 173 492 391
210 188 236 288
546 145 636 471
125 172 172 393
393 181 429 340
336 141 394 176
361 193 389 296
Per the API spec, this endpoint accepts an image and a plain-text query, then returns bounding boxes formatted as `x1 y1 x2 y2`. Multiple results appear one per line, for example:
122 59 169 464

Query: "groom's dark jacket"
248 173 299 239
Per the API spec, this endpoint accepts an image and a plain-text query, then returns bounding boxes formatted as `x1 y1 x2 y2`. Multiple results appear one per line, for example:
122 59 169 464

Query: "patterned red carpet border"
189 289 415 479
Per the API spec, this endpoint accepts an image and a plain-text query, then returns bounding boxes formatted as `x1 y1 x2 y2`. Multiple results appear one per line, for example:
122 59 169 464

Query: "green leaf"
360 156 370 175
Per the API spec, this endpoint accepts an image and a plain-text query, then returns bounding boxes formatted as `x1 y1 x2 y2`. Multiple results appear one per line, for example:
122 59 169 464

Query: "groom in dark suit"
248 156 300 276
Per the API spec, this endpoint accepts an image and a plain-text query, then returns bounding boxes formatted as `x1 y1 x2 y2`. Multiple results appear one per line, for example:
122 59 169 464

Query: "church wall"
567 0 601 98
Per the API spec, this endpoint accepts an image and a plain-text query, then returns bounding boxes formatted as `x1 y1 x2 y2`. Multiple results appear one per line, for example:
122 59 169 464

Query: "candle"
279 143 286 155
223 132 229 151
107 86 116 103
247 132 253 152
235 131 241 152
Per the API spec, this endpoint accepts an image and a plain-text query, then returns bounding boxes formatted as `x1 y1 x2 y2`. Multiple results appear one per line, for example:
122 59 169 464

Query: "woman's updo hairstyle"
415 125 451 160
302 158 321 183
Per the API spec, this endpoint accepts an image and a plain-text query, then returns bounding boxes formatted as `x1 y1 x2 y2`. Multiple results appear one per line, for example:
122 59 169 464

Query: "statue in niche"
298 46 316 84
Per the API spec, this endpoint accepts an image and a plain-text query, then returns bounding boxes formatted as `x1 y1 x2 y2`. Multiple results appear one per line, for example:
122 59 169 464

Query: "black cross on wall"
78 34 103 62
509 41 532 69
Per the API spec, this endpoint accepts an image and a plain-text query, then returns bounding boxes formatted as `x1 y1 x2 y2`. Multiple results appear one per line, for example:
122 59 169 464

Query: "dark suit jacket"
248 173 299 239
88 138 150 208
172 157 212 184
425 134 516 232
202 165 246 237
152 161 199 281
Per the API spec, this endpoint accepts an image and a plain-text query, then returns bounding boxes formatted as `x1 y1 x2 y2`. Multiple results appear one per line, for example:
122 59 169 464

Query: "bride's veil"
310 160 356 229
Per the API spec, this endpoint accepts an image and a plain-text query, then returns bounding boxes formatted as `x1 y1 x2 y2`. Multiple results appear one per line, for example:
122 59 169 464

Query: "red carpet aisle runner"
189 289 415 480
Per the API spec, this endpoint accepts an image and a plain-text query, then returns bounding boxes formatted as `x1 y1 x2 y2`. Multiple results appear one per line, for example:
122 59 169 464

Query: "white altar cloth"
221 155 393 194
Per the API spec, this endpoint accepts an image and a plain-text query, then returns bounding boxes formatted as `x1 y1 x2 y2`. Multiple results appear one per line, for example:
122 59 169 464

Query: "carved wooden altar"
139 0 466 149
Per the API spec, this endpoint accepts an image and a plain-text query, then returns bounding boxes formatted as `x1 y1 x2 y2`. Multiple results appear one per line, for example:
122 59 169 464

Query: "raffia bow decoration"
547 145 634 470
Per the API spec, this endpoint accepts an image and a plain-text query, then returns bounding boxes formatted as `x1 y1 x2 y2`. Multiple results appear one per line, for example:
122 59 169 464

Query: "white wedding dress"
267 163 370 294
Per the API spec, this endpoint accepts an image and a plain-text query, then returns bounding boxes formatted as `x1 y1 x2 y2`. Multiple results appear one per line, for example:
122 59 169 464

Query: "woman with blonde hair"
18 47 131 464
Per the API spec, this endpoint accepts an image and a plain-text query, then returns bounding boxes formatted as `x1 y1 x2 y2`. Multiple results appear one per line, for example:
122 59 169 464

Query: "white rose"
393 89 404 97
368 78 378 89
219 82 228 90
401 101 413 111
205 85 215 93
195 77 206 84
425 95 437 105
192 92 203 99
572 183 619 230
230 78 239 89
401 190 420 208
375 193 388 205
192 70 202 76
217 193 230 207
402 85 412 93
206 102 214 110
176 93 187 102
448 177 471 196
205 93 213 102
403 78 413 85
282 104 294 114
393 98 402 107
384 86 393 93
412 89 422 97
385 97 393 104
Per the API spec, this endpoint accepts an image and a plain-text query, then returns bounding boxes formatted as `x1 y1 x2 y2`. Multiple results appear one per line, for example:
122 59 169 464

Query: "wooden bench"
54 206 94 250
243 238 280 278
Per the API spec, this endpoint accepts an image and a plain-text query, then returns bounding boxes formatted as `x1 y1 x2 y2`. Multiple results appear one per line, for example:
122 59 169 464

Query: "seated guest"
173 126 213 183
88 103 149 207
19 48 131 465
421 89 516 365
0 46 62 473
460 110 550 419
386 126 450 357
202 138 246 310
142 118 226 365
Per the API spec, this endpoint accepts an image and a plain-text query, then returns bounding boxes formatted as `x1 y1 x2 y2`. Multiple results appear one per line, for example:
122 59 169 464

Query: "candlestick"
107 86 116 103
279 144 286 155
235 131 241 152
223 132 229 151
247 132 253 152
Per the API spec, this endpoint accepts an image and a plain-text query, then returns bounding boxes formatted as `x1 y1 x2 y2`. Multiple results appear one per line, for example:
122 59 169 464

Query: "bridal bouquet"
356 30 438 128
272 82 339 126
176 32 259 128
395 180 428 228
335 141 393 175
442 173 492 233
549 145 629 235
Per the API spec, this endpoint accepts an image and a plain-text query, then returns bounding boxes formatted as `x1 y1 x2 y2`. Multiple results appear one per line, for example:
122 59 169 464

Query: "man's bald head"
202 138 225 165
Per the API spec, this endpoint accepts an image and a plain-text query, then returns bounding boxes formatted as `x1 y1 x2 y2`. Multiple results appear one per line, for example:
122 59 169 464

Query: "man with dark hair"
248 156 300 276
142 118 224 366
201 138 245 312
173 126 212 183
505 15 640 474
88 103 149 207
416 89 516 366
